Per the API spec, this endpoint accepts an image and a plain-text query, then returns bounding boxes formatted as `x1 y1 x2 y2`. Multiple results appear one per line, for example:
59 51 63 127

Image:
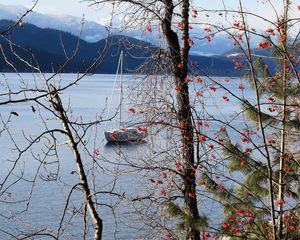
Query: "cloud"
41 5 58 14
97 16 123 28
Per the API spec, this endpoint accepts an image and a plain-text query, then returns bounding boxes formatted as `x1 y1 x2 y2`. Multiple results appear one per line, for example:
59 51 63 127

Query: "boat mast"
105 50 124 129
119 51 123 128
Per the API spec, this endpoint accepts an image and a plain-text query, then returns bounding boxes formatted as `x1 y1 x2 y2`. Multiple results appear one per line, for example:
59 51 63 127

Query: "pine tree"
198 1 300 239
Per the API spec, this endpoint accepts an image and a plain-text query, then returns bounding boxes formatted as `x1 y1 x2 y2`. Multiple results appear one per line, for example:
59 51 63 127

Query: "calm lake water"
0 73 254 239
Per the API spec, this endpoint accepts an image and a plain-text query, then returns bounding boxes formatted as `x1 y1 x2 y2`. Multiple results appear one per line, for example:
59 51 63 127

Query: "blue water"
0 73 256 239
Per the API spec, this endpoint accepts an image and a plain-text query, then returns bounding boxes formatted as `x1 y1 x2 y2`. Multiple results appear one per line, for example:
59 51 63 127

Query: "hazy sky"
1 0 107 21
1 0 298 26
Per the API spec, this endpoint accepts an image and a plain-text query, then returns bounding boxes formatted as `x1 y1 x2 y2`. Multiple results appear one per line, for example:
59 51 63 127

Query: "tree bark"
277 1 289 238
49 85 103 240
162 1 200 239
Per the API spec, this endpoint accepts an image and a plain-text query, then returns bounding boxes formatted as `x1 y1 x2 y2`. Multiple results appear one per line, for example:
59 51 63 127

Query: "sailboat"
104 51 148 142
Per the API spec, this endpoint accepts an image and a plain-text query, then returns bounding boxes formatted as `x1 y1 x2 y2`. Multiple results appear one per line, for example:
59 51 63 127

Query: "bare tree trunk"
49 85 103 240
162 1 200 239
277 1 289 238
238 1 277 238
277 83 286 240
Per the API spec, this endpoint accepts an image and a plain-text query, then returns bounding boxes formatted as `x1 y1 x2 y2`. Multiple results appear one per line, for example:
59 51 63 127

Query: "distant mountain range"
1 4 294 76
0 19 245 75
0 3 263 56
0 3 107 43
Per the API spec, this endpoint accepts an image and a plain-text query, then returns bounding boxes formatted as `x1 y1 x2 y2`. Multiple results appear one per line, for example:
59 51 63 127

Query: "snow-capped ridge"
0 3 107 42
0 3 262 55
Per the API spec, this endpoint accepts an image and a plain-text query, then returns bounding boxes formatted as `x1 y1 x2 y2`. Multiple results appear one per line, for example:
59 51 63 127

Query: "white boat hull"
105 128 148 142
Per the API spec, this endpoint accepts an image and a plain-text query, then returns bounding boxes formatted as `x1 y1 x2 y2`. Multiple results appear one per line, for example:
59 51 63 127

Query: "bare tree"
85 1 206 239
86 1 299 240
0 4 116 239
